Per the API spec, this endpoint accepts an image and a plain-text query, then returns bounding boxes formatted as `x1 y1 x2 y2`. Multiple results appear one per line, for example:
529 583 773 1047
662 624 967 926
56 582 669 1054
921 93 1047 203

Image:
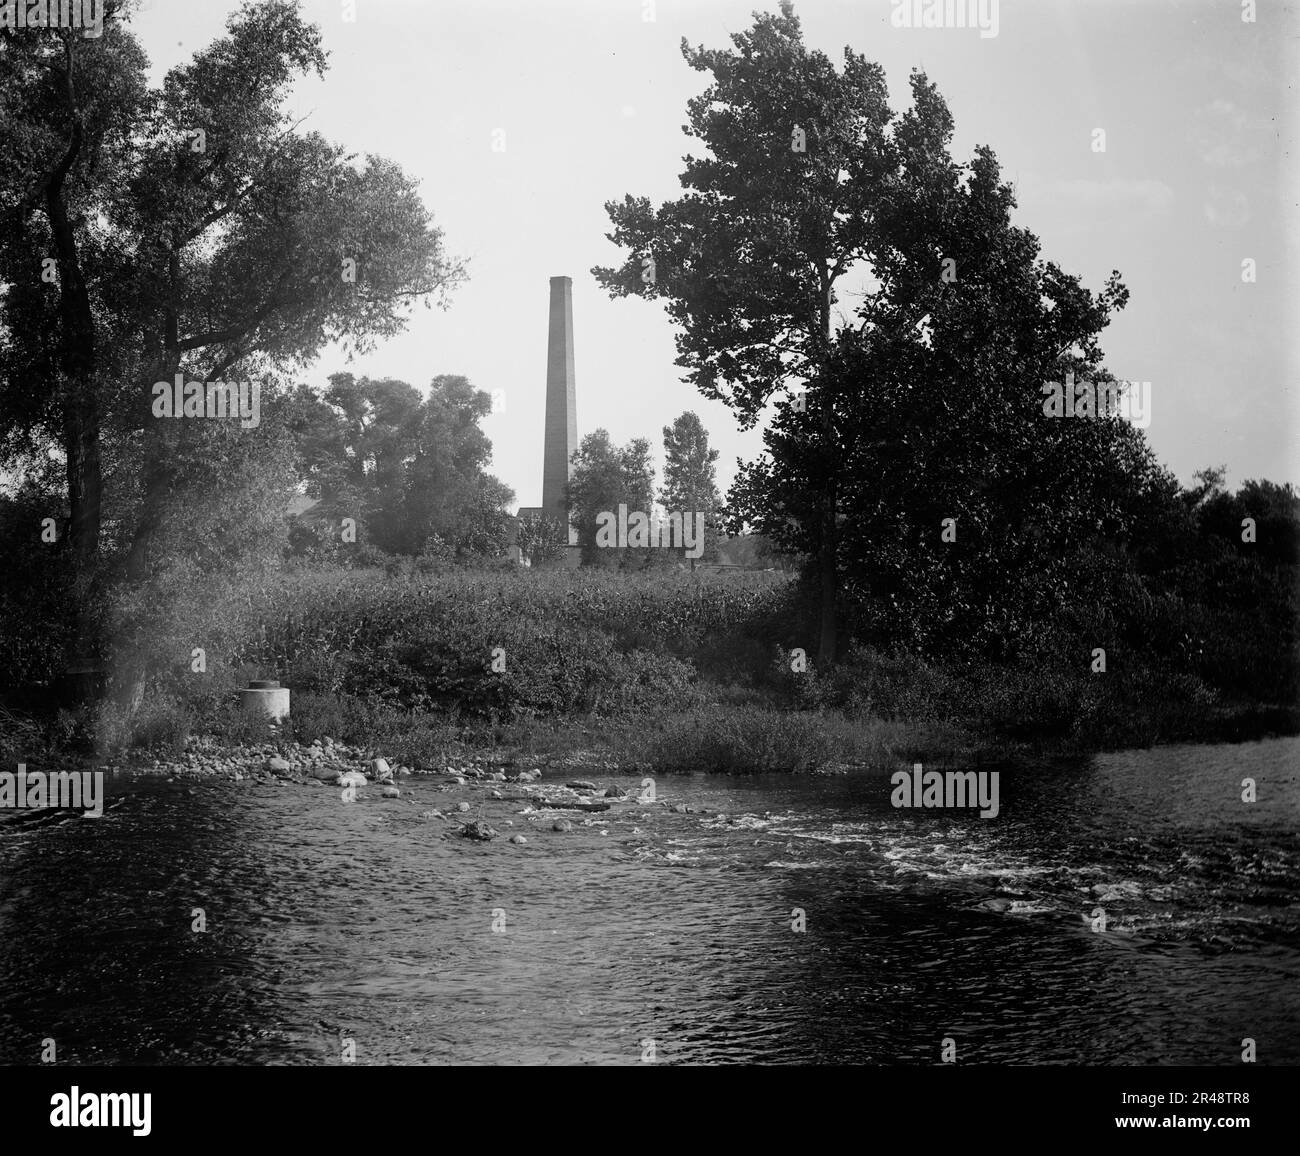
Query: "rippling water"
0 738 1296 1064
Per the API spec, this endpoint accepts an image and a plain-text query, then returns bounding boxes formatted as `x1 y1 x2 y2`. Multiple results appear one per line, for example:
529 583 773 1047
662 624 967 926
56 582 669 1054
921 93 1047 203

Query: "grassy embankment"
1 565 1292 773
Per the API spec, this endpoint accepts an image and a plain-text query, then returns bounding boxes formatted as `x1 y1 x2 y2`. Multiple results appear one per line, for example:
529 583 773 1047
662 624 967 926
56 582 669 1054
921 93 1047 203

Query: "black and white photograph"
0 0 1295 1139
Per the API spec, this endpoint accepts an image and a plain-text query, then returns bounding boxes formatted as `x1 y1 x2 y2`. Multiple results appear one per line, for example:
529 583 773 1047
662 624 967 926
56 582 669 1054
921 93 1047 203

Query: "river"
1 738 1295 1064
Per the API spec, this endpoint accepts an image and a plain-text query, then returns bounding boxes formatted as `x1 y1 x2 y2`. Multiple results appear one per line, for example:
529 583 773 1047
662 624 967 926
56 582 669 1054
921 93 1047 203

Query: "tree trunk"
815 274 839 668
45 122 103 701
61 390 103 701
818 494 838 666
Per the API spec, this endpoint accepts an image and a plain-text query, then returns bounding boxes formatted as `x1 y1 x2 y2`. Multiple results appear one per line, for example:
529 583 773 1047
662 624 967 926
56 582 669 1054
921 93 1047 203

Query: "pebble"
381 786 400 799
509 835 527 845
552 819 574 832
456 801 471 813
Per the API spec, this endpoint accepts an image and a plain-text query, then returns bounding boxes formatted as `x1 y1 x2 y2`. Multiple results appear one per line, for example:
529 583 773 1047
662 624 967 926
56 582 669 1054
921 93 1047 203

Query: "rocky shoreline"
82 734 689 844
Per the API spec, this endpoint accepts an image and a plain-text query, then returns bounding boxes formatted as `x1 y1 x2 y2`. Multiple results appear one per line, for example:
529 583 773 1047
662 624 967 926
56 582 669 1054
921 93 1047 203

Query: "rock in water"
368 757 392 781
566 780 598 791
381 786 400 799
459 820 497 841
338 771 367 789
311 765 341 781
552 819 574 833
604 785 627 798
532 797 609 812
266 757 292 777
671 803 690 813
456 801 471 813
509 835 527 845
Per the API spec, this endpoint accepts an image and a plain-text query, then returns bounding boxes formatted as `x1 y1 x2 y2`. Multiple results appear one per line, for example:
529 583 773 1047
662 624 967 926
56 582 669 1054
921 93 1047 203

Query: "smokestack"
543 276 578 544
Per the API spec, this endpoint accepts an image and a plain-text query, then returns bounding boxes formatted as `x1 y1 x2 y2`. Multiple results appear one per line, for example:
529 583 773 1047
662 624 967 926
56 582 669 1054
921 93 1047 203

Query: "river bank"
3 565 1295 772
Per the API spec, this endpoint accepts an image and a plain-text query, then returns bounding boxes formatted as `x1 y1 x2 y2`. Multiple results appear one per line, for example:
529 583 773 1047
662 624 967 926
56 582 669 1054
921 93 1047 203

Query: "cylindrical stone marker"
239 679 290 721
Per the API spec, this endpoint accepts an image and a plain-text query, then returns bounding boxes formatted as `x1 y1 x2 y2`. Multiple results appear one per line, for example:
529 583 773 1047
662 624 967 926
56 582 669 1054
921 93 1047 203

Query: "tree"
0 1 465 710
595 6 1146 663
566 429 655 566
515 510 568 568
660 411 722 565
400 375 514 558
287 373 514 560
593 5 897 660
1196 476 1299 567
735 124 1154 661
0 0 149 691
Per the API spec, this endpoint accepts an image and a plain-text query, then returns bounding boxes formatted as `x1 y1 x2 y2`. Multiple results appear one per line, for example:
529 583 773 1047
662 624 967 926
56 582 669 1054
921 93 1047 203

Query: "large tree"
287 373 514 560
594 4 1149 664
0 1 465 707
732 127 1158 661
593 5 897 660
396 375 515 558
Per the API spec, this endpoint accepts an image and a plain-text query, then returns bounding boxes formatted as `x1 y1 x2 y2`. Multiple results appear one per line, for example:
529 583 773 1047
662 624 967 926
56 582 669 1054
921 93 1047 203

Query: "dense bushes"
0 486 74 690
135 567 788 725
0 547 1293 763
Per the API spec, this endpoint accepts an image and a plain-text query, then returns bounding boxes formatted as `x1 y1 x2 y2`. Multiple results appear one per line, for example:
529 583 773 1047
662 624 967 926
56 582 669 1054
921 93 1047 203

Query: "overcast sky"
131 0 1298 506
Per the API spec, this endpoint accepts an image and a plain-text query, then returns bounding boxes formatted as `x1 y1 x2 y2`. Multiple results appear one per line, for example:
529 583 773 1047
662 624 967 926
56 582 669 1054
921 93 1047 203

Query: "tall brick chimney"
542 275 578 544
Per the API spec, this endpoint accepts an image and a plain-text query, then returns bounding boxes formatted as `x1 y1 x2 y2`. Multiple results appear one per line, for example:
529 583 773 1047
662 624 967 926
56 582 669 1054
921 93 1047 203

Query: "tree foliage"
286 373 513 560
566 429 655 567
0 1 465 707
661 410 722 563
595 7 1155 663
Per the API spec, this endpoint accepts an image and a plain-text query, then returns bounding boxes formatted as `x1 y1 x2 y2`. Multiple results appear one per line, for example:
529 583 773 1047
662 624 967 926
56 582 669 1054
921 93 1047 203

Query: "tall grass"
4 563 1291 766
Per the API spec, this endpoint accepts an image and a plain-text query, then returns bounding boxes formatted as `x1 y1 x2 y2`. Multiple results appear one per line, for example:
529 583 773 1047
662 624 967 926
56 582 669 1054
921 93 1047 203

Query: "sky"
128 0 1299 507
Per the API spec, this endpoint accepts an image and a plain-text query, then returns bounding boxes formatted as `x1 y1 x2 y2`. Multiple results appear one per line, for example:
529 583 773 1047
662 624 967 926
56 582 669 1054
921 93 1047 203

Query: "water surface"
0 738 1295 1064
